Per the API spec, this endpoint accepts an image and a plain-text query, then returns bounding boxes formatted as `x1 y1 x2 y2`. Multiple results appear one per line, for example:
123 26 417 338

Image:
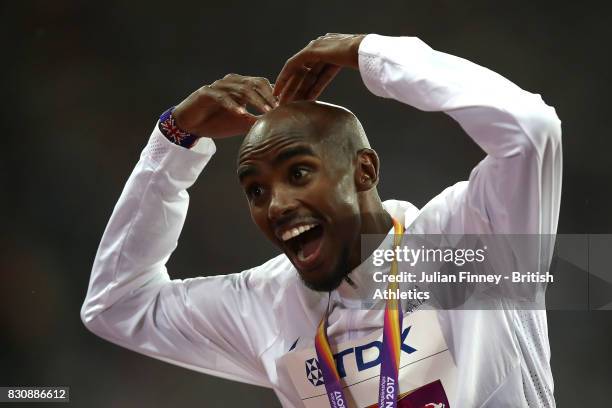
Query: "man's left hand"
274 33 366 104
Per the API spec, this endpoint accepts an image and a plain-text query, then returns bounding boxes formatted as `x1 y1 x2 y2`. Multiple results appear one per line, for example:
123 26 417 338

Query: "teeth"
281 223 317 241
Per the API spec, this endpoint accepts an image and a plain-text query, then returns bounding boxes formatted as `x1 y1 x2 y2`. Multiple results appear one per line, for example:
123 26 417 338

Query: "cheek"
250 207 274 239
330 172 359 208
316 173 360 223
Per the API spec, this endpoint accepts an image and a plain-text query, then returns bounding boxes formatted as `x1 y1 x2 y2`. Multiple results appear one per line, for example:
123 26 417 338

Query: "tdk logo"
305 326 417 386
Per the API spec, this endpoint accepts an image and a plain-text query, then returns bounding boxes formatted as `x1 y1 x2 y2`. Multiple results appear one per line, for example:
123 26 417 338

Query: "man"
81 33 561 407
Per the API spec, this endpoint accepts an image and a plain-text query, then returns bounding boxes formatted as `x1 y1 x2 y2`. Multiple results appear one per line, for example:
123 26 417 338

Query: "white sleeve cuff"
358 34 387 97
358 34 432 100
140 123 217 188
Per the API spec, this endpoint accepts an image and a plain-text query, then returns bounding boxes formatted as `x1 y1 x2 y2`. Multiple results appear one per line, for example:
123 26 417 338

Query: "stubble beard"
299 246 352 292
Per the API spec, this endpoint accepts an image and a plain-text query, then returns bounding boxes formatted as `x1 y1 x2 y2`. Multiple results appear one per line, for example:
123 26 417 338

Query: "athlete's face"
237 110 361 291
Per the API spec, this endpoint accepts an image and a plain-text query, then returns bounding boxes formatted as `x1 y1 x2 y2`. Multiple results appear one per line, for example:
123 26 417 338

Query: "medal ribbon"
315 218 405 408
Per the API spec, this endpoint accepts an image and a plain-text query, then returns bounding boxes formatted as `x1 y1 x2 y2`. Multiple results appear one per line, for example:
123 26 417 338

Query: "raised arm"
358 34 561 235
275 33 562 235
81 75 279 386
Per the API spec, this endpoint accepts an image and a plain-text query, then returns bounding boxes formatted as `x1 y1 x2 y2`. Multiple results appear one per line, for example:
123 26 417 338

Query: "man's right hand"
173 74 278 139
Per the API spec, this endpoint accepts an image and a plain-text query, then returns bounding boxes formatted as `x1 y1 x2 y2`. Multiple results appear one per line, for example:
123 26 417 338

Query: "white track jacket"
81 34 562 407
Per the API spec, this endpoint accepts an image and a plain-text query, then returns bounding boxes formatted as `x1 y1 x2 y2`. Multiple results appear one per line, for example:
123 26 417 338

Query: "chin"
297 248 350 292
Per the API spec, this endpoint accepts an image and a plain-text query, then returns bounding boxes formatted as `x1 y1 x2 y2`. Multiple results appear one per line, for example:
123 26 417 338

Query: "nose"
268 185 299 222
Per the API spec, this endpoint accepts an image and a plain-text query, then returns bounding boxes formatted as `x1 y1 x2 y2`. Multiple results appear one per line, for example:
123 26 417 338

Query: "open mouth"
282 223 325 269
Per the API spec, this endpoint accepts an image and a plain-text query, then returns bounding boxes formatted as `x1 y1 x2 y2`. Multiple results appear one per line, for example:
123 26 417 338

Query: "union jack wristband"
158 107 198 148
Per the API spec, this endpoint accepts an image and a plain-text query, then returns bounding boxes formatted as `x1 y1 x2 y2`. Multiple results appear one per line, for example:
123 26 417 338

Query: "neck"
347 197 393 272
360 205 393 235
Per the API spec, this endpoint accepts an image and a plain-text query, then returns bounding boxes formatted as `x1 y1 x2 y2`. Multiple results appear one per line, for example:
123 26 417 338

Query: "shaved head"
239 101 370 165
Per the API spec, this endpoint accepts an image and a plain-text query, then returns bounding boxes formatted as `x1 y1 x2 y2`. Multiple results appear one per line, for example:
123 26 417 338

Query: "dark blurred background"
1 0 611 406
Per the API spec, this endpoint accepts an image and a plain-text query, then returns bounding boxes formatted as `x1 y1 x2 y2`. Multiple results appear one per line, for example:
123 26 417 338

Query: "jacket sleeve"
80 126 275 387
358 34 562 236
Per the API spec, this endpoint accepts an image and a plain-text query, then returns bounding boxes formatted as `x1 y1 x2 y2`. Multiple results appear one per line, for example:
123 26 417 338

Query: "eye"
290 166 311 183
246 184 265 201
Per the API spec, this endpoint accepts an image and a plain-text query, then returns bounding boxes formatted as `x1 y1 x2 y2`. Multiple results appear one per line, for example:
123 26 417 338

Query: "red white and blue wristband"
158 107 198 148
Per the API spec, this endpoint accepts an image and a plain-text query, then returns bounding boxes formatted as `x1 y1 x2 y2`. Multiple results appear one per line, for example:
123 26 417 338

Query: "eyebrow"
237 165 259 182
237 144 317 182
272 145 317 166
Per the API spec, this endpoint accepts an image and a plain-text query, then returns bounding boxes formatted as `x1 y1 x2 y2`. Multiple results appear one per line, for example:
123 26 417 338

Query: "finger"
274 58 297 98
217 81 272 114
222 98 258 132
293 62 327 101
216 89 256 119
252 77 278 108
221 102 258 135
239 85 275 113
305 64 341 100
278 65 311 104
274 49 313 97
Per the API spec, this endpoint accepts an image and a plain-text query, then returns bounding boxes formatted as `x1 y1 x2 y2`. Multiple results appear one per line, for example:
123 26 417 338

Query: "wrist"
349 34 367 69
158 107 199 148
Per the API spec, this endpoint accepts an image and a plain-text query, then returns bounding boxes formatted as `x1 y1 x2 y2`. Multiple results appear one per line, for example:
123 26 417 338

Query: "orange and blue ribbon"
315 218 405 408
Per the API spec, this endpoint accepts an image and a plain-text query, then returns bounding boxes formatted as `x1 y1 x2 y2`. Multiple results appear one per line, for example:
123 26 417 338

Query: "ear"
354 148 380 192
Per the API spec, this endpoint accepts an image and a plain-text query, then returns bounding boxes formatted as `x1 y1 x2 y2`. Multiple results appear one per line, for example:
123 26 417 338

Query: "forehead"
238 112 327 163
239 131 316 161
236 130 322 183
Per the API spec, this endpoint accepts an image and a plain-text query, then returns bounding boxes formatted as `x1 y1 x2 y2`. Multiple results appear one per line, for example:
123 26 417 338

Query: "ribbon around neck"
314 218 405 408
